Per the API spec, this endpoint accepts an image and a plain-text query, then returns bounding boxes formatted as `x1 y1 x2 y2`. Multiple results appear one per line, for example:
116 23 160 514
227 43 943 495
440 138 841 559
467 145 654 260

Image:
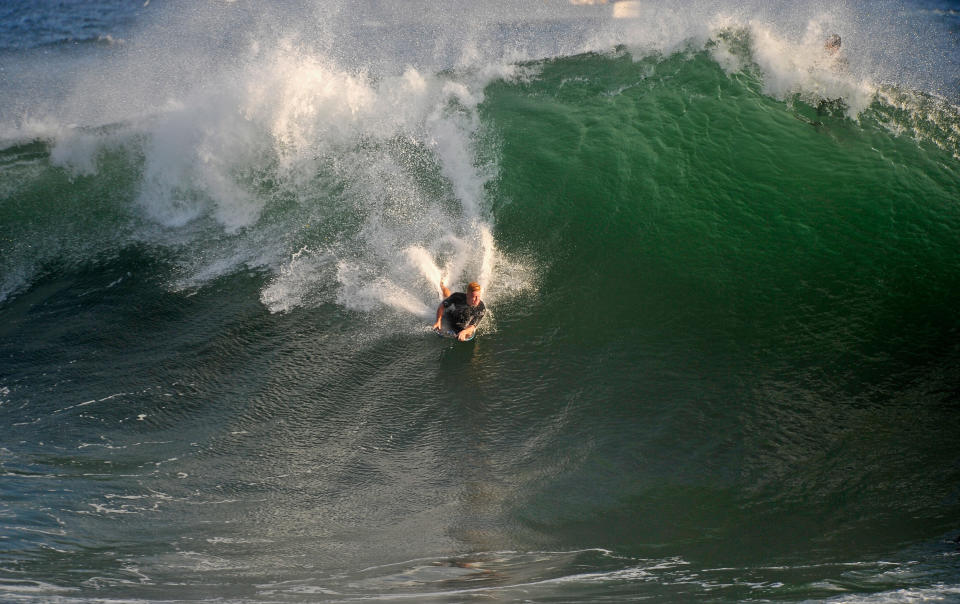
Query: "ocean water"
2 1 960 602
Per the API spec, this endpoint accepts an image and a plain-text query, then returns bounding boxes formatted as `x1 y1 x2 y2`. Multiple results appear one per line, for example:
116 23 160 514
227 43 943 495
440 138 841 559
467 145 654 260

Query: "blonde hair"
467 281 481 292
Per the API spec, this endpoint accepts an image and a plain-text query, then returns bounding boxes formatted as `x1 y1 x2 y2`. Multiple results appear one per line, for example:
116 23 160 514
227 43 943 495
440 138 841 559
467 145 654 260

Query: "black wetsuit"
442 293 486 332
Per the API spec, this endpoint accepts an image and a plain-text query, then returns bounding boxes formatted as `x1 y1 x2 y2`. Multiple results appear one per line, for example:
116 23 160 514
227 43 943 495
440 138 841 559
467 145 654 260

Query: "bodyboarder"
432 281 486 341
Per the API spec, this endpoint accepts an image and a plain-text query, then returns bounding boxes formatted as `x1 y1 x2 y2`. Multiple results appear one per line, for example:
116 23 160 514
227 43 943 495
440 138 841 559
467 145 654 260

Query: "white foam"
822 584 960 602
741 18 877 116
260 247 337 314
135 77 266 232
0 117 64 149
405 246 445 299
0 580 76 595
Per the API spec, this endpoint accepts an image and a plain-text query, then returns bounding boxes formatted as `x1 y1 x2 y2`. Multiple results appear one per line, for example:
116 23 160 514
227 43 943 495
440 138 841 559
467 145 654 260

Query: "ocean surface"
2 1 960 602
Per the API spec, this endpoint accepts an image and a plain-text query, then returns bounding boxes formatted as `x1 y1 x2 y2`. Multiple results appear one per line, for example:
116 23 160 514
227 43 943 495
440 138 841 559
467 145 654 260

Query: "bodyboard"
434 327 475 341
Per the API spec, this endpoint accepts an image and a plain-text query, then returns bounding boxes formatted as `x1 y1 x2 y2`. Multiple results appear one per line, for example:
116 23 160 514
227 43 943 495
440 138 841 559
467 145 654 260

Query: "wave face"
2 1 960 602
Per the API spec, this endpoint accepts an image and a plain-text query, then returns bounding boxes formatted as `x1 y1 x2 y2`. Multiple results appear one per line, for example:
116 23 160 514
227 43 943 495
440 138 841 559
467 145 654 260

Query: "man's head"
466 281 482 306
825 33 841 54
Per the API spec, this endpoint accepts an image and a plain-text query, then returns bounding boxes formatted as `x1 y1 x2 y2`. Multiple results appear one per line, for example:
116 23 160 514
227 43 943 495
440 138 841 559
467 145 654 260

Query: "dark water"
2 1 960 601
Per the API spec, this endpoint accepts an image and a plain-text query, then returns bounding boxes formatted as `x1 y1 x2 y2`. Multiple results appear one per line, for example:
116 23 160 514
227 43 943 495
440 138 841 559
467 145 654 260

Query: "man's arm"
456 305 484 341
432 303 445 330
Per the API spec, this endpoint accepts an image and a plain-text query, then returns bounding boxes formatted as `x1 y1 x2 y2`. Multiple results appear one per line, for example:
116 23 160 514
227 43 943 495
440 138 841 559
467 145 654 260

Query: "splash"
244 44 534 320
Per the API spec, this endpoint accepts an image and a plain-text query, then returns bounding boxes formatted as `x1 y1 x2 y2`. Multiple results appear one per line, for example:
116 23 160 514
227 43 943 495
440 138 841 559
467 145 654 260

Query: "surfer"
433 281 486 341
824 33 842 55
822 33 849 71
816 33 848 116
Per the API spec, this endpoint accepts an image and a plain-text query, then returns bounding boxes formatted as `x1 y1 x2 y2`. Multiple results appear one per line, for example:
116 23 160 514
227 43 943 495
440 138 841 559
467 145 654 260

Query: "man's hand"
457 327 474 341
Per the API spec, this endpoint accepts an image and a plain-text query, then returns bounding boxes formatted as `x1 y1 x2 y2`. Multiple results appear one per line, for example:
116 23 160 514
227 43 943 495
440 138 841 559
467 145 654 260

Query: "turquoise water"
2 1 960 601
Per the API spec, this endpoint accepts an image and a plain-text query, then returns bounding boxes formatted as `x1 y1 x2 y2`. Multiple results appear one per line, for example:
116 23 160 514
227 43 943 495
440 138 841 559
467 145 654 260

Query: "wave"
1 1 959 329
